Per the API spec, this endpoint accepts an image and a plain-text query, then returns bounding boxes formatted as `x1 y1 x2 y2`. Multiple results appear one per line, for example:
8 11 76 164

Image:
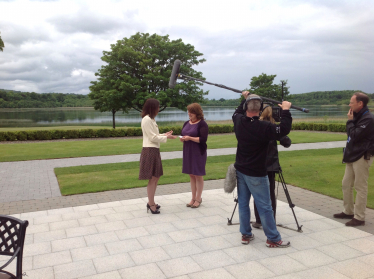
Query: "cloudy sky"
0 0 373 100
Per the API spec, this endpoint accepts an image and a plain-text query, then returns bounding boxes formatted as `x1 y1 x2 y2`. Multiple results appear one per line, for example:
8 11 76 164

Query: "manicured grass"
0 126 117 131
55 148 374 209
0 131 346 162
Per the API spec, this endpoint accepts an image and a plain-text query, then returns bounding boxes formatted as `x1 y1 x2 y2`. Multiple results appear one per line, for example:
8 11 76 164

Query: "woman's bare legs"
190 174 204 207
187 174 197 206
147 176 160 211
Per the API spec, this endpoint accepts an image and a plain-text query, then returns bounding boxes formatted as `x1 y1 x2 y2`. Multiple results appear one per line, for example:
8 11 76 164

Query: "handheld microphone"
169 59 181 88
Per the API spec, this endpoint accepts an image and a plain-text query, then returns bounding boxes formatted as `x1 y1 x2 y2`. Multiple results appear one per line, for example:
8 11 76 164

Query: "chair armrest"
0 247 20 271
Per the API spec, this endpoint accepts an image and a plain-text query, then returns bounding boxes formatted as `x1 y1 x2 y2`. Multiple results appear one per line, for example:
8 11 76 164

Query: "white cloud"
0 0 373 99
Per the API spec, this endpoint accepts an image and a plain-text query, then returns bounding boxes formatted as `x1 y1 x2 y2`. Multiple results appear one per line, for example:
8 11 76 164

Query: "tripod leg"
277 171 303 232
227 198 239 225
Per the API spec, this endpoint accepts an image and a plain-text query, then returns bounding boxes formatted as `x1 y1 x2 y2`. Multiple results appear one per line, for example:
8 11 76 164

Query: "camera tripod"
226 168 303 233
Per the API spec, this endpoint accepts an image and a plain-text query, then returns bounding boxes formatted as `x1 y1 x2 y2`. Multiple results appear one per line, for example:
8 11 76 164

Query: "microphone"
169 59 181 88
224 163 237 193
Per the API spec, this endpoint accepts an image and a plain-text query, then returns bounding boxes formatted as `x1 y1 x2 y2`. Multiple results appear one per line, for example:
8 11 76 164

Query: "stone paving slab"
1 188 373 279
1 178 373 234
0 141 346 203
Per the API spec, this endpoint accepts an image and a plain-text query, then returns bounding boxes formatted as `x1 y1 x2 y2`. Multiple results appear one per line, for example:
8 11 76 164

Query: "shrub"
298 123 307 130
96 129 111 138
133 128 142 136
159 126 169 134
79 129 96 138
0 132 6 141
292 123 300 130
112 129 127 137
172 126 182 135
126 127 142 136
27 131 37 140
65 130 79 139
220 125 233 133
328 124 345 132
16 131 28 141
5 132 17 141
34 130 52 140
208 125 233 134
50 130 64 139
208 125 218 134
314 123 328 131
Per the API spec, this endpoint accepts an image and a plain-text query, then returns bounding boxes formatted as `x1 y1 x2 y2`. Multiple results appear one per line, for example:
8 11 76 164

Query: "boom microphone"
168 59 309 113
169 59 181 88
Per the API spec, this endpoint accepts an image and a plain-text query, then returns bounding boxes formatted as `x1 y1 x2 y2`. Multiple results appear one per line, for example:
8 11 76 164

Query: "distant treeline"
203 98 240 106
0 89 93 108
288 90 374 105
0 89 373 108
204 90 374 106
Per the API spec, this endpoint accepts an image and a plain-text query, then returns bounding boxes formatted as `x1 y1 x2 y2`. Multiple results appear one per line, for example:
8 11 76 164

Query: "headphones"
243 94 263 112
259 104 272 117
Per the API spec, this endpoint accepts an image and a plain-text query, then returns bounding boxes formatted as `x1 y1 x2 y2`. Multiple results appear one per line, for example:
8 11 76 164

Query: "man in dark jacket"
233 91 292 247
334 92 374 226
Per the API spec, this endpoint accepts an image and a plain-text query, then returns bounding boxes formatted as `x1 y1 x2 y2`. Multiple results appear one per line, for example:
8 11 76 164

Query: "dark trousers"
254 171 276 224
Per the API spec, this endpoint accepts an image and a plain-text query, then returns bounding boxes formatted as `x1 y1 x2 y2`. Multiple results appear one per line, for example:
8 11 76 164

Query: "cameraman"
252 106 292 228
233 91 292 247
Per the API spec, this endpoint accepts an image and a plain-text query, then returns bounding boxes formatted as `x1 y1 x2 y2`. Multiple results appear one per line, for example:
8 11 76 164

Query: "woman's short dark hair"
141 98 160 119
187 103 204 120
354 92 369 107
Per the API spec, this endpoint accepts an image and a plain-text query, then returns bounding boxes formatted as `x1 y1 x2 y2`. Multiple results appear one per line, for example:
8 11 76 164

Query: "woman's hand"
164 130 173 136
181 136 190 141
167 134 177 139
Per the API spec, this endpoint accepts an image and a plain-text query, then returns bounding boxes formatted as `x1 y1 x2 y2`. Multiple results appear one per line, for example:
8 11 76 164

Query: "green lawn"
0 126 115 131
55 148 374 209
0 131 346 162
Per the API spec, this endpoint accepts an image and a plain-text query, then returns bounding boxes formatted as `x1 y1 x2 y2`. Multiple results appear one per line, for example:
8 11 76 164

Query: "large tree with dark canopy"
249 73 290 101
0 32 4 52
89 32 208 128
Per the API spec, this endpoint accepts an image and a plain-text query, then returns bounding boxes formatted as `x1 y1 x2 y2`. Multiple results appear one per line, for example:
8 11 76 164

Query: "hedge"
0 123 346 142
291 123 346 133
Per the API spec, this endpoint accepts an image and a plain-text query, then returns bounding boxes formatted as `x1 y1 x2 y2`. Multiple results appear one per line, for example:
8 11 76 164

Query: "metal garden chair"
0 215 29 279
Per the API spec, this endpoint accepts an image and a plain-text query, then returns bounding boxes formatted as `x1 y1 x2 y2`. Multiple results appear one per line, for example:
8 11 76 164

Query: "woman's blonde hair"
259 105 275 123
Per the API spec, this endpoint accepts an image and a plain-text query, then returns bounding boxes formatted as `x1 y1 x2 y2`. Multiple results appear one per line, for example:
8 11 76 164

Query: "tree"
249 73 290 102
0 32 4 52
89 32 208 128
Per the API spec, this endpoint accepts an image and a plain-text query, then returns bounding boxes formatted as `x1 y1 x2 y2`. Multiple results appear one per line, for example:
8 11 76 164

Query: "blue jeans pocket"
250 177 264 187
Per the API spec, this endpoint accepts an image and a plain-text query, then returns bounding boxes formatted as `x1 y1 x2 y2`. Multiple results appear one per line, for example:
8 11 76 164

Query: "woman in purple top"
180 103 208 208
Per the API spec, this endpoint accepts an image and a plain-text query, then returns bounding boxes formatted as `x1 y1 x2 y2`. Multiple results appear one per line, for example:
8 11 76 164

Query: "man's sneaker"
266 239 290 248
241 234 254 245
333 212 354 219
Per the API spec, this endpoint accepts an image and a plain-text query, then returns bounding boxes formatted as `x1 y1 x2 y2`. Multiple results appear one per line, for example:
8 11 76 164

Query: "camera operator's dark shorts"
139 147 163 180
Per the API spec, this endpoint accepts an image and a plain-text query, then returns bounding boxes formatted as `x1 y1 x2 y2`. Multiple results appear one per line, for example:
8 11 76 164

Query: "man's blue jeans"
236 170 281 242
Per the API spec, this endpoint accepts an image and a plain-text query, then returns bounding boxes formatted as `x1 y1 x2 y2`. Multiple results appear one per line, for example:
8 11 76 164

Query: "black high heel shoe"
147 204 160 214
147 203 161 210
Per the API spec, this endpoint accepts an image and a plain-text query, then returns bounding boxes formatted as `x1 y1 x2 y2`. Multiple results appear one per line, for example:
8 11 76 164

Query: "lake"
0 105 351 127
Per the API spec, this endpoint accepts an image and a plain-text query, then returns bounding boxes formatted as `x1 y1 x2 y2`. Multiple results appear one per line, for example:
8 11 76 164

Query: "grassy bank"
54 148 374 209
0 131 346 162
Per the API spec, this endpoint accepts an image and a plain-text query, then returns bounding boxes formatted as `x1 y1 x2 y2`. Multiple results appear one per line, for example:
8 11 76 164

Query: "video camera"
262 102 282 122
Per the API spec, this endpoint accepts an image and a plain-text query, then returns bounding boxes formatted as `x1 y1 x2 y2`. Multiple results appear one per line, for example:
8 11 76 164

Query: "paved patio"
1 187 374 279
2 140 374 278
